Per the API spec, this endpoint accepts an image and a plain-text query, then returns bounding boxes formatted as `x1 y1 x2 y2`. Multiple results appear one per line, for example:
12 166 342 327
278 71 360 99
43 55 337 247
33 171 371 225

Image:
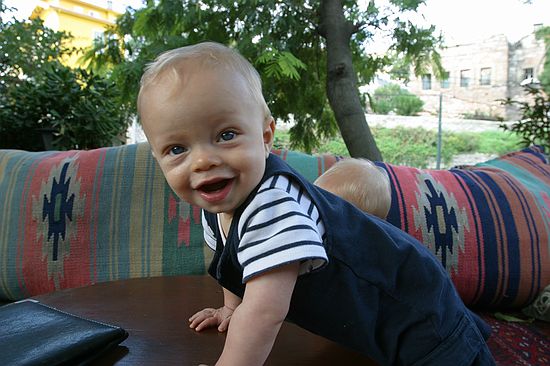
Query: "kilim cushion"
0 144 337 301
0 143 205 300
0 143 548 308
380 145 550 308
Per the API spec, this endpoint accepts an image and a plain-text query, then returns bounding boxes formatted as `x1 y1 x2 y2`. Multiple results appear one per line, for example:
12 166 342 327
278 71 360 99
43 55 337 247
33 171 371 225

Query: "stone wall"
408 29 546 121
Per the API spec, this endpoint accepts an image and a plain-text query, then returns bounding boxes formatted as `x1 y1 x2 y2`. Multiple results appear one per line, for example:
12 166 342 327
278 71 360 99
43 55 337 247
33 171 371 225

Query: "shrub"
462 110 504 121
374 127 454 167
276 125 523 168
500 86 550 150
0 62 129 150
0 15 130 151
371 83 424 116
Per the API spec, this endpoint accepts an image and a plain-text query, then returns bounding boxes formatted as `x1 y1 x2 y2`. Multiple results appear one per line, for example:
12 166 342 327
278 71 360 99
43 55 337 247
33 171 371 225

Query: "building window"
440 71 450 88
523 67 534 80
480 68 491 86
460 69 471 87
422 74 432 90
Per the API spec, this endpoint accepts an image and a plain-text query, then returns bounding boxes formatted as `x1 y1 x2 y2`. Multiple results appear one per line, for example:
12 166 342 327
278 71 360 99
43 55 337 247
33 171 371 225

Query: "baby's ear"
263 117 276 158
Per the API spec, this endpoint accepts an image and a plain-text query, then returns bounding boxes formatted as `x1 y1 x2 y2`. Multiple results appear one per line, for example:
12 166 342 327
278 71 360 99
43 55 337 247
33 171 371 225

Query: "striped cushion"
0 144 336 300
382 146 550 308
1 143 548 308
0 144 206 300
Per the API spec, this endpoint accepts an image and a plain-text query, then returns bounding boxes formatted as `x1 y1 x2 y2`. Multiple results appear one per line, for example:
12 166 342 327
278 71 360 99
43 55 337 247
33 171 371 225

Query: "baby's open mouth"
199 179 230 193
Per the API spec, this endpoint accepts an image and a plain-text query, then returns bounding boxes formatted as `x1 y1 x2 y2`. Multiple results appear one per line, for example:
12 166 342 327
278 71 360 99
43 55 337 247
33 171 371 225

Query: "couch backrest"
380 146 550 309
0 143 338 301
1 143 548 309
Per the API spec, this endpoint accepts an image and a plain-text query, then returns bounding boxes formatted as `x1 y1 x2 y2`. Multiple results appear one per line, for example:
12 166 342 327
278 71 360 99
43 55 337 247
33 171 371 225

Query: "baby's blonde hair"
138 41 271 120
314 158 391 219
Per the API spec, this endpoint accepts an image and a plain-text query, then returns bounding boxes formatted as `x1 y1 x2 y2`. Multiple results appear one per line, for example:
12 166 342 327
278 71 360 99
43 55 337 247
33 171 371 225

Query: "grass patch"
274 127 523 168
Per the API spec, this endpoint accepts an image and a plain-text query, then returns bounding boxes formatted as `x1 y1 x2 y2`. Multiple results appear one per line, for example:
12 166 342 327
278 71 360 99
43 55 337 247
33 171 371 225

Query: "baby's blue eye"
220 131 236 141
169 146 186 155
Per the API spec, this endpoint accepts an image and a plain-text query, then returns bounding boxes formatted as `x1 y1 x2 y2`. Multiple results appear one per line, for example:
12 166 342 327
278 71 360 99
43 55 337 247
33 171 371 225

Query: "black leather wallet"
0 300 128 365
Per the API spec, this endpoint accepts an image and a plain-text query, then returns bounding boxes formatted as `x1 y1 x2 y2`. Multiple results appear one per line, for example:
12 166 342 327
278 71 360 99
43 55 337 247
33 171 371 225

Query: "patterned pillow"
0 143 209 301
0 144 337 301
380 146 550 309
1 142 548 308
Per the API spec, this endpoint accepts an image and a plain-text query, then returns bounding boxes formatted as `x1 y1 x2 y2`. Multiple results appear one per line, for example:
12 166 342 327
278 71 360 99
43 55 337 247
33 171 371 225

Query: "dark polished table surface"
33 275 376 365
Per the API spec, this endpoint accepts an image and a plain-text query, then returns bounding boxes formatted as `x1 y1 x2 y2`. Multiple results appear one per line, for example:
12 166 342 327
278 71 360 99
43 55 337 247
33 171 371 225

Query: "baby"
138 41 495 366
314 158 391 219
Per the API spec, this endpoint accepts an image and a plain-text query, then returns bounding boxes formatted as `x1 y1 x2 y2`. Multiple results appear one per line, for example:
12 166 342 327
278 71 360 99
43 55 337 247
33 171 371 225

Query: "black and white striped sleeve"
202 210 217 251
237 175 328 282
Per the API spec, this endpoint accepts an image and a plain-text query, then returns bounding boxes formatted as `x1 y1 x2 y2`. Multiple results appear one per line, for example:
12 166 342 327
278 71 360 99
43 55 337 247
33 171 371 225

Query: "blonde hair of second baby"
314 158 391 219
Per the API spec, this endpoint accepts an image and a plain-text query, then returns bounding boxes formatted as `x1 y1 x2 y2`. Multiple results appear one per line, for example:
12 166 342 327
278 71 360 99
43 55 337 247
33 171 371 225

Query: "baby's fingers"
217 315 231 332
192 316 220 332
189 308 215 322
189 313 211 328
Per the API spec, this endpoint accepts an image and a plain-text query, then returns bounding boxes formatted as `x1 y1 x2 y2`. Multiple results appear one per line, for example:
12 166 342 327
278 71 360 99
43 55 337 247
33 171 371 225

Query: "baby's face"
140 62 274 217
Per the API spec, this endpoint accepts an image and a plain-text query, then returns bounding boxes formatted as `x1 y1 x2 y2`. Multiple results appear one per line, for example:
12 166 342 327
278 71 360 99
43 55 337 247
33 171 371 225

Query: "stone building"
408 26 547 121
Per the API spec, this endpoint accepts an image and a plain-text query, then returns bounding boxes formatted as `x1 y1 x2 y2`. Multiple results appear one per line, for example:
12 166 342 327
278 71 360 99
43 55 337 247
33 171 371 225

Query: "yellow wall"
31 0 120 67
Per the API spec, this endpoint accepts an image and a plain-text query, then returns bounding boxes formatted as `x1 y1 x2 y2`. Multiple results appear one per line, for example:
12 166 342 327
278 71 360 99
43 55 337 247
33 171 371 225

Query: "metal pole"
436 92 443 169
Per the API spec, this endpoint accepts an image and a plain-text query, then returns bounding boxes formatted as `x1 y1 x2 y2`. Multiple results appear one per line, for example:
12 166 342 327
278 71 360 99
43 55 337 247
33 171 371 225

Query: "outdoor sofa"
0 142 548 365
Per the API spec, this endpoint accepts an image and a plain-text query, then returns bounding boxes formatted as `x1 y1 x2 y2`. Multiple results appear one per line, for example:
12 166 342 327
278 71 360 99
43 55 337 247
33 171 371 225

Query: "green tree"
84 0 441 160
0 7 130 150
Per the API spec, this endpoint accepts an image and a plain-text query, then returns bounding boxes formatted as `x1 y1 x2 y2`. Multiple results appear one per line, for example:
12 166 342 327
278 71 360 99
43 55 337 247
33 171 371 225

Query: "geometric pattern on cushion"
0 144 339 301
0 143 206 301
2 143 547 366
381 146 550 309
1 141 548 309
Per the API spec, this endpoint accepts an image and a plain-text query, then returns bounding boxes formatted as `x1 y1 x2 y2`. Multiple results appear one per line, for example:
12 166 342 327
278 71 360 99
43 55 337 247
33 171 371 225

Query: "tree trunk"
319 0 382 161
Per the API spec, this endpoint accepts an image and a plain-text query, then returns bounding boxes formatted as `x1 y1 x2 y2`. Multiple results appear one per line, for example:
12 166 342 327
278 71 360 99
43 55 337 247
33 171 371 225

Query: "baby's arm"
216 262 300 366
189 288 242 332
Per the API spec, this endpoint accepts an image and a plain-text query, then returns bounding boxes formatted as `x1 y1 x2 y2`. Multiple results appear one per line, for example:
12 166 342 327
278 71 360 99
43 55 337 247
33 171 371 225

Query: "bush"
0 14 129 151
462 110 504 121
0 62 129 150
374 127 454 167
501 86 550 150
275 126 522 169
371 83 424 116
469 131 522 155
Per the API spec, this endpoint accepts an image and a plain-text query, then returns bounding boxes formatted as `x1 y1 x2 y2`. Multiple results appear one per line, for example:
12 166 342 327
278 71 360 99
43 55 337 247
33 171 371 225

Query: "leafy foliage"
390 21 443 81
501 86 550 149
82 0 442 153
371 83 424 115
276 127 521 168
0 8 130 151
535 26 550 96
0 62 128 150
462 110 504 122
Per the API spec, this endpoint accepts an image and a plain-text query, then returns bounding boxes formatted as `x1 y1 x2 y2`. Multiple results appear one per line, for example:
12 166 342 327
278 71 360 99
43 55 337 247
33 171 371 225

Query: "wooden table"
33 276 376 365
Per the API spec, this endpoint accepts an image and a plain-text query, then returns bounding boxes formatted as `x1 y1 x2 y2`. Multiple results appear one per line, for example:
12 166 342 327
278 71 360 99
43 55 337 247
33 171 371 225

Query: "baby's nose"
191 147 221 171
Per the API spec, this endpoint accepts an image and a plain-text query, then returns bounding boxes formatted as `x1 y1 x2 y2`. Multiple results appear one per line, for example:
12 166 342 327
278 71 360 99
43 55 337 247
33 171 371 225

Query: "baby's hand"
189 305 235 332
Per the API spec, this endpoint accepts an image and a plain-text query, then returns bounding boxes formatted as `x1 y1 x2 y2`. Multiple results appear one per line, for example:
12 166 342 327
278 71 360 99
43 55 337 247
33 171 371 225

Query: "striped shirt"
202 174 328 282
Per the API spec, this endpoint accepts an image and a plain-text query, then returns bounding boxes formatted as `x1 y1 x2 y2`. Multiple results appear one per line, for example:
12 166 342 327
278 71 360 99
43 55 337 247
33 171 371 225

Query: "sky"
417 0 550 44
4 0 550 45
